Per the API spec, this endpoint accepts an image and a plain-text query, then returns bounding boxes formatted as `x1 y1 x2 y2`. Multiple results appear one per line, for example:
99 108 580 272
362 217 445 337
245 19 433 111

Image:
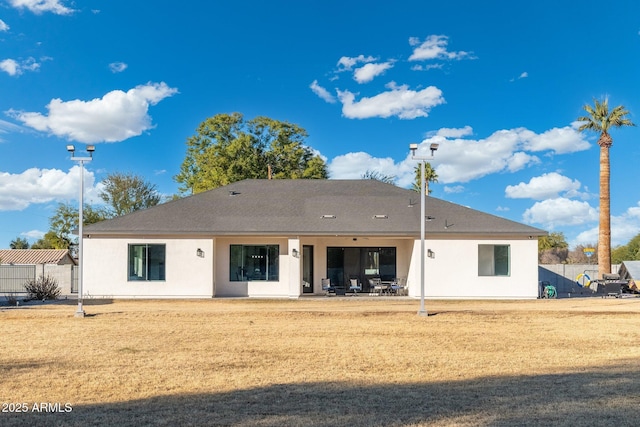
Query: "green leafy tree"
9 237 30 249
538 232 568 252
361 170 396 184
100 172 162 217
538 232 569 264
411 163 438 194
174 113 328 194
577 98 635 278
611 233 640 264
44 203 108 250
31 231 68 250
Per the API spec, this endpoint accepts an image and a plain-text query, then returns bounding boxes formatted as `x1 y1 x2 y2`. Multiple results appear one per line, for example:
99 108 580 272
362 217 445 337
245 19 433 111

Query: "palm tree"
577 98 634 279
412 163 438 195
361 170 396 185
9 237 30 249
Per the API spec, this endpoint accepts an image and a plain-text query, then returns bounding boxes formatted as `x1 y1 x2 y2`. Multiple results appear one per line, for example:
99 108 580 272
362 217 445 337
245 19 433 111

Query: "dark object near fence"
24 275 61 300
594 274 630 298
540 281 557 299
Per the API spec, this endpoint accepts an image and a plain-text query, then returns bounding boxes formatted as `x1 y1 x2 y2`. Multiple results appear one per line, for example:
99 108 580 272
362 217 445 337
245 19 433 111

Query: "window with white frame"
128 244 166 281
478 244 510 276
230 245 279 281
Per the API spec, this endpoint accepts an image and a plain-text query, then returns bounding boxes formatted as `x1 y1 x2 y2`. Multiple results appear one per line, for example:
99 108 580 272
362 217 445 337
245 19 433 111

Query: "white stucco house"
82 179 547 299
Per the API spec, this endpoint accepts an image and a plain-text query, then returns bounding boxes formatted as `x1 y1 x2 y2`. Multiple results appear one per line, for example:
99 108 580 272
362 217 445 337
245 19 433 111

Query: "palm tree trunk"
598 144 611 279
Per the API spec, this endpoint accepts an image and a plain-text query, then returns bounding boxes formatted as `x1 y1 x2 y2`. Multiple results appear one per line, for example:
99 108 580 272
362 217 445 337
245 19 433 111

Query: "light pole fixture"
410 142 438 316
67 144 95 318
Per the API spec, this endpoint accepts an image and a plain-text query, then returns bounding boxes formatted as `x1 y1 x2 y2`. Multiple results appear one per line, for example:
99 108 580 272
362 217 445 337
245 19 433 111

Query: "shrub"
4 294 18 306
24 275 61 301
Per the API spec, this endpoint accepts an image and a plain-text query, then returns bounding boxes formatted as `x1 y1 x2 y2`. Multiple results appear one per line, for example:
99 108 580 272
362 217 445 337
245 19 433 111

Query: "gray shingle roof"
84 179 547 238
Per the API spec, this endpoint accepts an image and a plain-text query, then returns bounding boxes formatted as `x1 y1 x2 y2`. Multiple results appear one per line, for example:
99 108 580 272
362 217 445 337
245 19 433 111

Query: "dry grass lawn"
1 297 640 426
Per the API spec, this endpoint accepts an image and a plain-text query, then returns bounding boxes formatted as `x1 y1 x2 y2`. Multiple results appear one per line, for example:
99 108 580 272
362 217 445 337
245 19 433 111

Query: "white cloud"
353 62 394 83
573 204 640 247
0 166 96 211
0 57 40 76
8 82 179 143
523 198 598 229
425 125 589 183
326 123 591 189
0 20 9 32
507 151 538 172
109 62 128 73
408 35 474 61
0 119 22 133
522 126 590 154
337 82 445 119
8 0 74 15
411 63 444 71
0 119 23 142
431 126 473 138
505 172 582 200
0 59 19 76
431 129 537 183
573 227 598 247
444 185 464 194
328 152 398 180
510 72 528 82
336 55 376 71
310 80 336 103
22 229 45 240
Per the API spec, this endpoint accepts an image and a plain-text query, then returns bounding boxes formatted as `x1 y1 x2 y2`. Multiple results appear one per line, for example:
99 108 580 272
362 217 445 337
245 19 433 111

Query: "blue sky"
1 0 640 249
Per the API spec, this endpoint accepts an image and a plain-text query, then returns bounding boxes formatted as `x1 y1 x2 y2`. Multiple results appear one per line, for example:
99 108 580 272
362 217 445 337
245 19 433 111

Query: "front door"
302 245 314 294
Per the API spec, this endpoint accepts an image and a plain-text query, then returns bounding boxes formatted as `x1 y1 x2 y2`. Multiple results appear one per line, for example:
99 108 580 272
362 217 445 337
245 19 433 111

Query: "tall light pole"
410 142 438 316
67 144 95 318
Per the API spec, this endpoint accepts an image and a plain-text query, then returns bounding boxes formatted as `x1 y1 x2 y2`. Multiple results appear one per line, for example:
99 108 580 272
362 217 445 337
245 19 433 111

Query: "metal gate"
0 265 36 293
71 265 78 293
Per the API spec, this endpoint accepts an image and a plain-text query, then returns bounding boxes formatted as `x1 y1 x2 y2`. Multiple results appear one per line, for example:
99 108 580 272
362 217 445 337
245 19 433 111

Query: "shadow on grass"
0 298 114 309
4 365 640 427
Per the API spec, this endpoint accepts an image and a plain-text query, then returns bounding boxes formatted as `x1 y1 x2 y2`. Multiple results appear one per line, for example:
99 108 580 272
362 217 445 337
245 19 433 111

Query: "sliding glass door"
326 247 396 292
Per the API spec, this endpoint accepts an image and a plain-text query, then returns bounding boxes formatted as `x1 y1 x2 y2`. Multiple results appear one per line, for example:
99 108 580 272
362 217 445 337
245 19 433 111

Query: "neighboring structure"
617 261 640 292
0 249 76 295
82 179 547 299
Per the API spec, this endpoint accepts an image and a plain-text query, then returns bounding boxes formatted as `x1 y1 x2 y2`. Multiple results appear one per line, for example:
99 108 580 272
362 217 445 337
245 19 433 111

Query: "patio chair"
390 277 407 296
321 278 333 296
369 278 383 296
349 278 362 296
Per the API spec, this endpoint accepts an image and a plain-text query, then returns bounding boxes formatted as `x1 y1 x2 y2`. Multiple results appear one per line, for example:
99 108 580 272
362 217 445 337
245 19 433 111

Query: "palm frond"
577 98 634 134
